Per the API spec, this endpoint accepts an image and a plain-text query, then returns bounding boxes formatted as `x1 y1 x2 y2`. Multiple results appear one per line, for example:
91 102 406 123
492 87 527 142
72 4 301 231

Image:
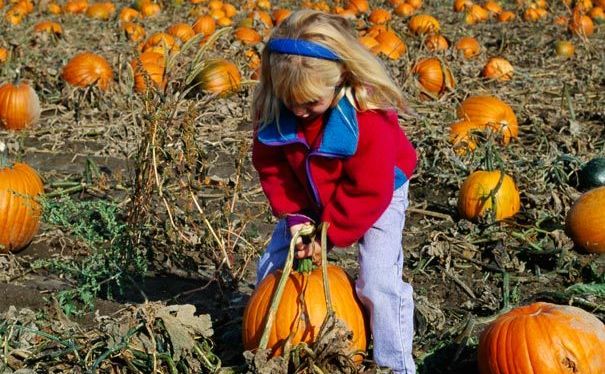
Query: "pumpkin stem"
258 223 316 351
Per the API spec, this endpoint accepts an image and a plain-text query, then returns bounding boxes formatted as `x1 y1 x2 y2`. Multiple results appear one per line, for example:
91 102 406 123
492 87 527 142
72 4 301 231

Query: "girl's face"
285 92 335 120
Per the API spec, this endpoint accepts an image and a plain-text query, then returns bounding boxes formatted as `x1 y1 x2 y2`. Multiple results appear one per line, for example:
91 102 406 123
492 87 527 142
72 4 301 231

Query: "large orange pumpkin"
478 302 605 374
456 96 518 145
242 264 368 360
194 59 241 96
565 186 605 253
411 57 455 98
0 154 44 254
62 52 113 91
0 82 41 130
458 170 521 221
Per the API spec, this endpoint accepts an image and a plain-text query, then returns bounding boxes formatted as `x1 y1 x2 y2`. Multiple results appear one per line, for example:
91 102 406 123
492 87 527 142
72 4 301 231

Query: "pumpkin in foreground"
0 156 44 253
242 264 368 361
458 170 520 221
478 302 605 374
565 186 605 254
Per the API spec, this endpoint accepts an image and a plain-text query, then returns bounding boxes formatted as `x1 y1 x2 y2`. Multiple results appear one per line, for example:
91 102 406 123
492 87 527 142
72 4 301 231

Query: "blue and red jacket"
252 96 417 247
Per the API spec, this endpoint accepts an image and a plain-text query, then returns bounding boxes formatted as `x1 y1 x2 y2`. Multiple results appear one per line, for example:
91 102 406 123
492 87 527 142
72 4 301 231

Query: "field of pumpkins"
0 0 604 372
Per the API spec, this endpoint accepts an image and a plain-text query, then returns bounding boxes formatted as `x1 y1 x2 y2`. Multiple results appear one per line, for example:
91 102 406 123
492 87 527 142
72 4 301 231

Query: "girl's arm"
252 136 313 217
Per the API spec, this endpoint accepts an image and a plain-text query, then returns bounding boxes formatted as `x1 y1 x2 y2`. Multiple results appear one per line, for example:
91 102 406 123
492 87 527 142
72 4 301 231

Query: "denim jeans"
255 182 415 374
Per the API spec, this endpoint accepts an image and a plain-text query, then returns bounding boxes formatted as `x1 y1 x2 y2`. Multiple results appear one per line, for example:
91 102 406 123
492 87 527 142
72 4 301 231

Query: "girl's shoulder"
356 107 399 129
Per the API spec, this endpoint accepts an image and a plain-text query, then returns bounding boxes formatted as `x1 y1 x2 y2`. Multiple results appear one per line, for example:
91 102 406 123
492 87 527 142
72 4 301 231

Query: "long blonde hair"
252 9 408 127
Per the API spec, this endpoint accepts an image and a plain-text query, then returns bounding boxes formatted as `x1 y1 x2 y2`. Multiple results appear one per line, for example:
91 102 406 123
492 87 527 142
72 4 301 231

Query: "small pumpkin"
577 157 605 190
456 95 518 145
374 30 407 60
193 15 216 36
394 3 415 16
346 0 369 14
140 32 180 55
62 52 113 91
478 302 605 374
242 263 368 360
453 0 472 12
140 1 160 17
0 82 41 130
497 10 515 22
455 36 481 59
271 8 291 25
166 23 195 43
424 34 449 51
121 21 146 42
131 51 166 93
458 170 521 221
194 59 241 96
47 2 62 14
0 48 9 63
465 4 490 24
119 7 139 22
449 119 480 155
569 12 595 36
411 57 455 99
33 20 63 35
589 6 605 21
408 14 440 35
406 0 423 9
63 0 88 14
368 8 391 24
85 2 115 20
0 148 44 254
483 0 502 14
234 27 262 45
555 40 575 58
481 57 514 81
566 186 605 253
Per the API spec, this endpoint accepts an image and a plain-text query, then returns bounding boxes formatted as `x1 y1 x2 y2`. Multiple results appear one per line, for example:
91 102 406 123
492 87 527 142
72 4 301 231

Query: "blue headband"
267 38 341 61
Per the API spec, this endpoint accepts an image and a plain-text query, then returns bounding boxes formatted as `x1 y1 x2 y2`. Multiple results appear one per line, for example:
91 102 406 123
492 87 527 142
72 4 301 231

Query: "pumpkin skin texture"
242 264 368 360
130 51 166 93
478 302 605 374
0 82 41 130
62 52 113 91
565 186 605 253
412 57 455 98
456 96 518 145
0 162 44 253
195 59 241 96
458 170 521 221
578 157 605 191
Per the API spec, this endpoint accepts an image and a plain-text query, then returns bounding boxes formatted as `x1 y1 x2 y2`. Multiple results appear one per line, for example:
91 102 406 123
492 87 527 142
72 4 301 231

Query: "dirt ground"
1 0 604 373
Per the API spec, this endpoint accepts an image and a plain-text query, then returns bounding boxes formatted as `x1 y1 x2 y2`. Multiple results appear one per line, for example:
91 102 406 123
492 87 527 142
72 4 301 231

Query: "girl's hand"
289 223 321 262
295 239 321 264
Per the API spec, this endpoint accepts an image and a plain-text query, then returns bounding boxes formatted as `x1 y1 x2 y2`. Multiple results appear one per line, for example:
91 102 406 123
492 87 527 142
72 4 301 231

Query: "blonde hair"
252 9 408 127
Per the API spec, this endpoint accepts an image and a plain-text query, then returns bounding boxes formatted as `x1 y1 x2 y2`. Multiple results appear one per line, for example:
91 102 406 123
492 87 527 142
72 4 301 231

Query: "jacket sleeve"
320 111 400 247
252 136 313 217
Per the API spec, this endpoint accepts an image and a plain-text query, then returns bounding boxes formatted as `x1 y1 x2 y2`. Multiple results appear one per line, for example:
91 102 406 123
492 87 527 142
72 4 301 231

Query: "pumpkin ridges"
0 82 41 130
0 163 43 253
243 264 367 360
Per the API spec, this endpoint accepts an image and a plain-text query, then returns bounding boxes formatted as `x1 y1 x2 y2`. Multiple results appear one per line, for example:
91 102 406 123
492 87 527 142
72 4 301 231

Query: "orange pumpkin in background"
167 23 195 43
194 59 241 96
481 57 514 81
408 14 440 35
456 95 518 145
478 302 605 374
412 57 455 98
0 149 45 254
62 52 113 91
131 51 166 93
565 186 605 254
458 170 521 221
0 82 41 130
455 36 481 59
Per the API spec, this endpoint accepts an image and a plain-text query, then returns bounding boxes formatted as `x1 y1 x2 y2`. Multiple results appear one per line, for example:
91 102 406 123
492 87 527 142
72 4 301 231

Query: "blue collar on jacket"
256 96 359 157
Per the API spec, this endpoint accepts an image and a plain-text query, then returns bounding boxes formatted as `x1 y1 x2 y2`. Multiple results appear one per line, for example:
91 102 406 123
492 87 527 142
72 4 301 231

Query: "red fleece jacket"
252 109 417 247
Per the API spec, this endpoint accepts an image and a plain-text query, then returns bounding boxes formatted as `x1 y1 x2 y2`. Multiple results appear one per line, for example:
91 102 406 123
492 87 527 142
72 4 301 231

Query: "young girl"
251 10 418 374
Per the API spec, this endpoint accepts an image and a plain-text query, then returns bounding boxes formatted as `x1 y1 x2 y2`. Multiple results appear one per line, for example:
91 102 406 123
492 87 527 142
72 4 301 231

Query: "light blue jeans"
256 183 415 374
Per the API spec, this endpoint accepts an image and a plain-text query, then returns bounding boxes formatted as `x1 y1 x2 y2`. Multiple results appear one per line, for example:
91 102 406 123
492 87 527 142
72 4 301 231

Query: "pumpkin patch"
0 0 603 373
